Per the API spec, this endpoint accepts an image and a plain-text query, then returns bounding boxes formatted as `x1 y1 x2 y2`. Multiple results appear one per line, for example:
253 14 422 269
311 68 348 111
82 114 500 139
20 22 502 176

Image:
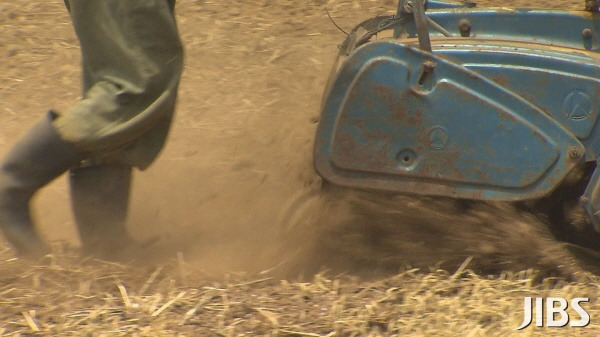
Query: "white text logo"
516 297 590 330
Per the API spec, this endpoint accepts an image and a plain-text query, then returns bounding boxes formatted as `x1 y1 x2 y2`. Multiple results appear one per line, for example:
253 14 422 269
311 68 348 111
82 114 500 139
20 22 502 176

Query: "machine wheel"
274 182 346 278
535 162 600 252
278 186 324 234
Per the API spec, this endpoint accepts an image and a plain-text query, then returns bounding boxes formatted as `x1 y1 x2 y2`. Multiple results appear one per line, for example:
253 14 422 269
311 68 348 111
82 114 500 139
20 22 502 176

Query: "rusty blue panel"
314 41 583 200
421 0 475 9
393 9 600 52
432 44 600 161
315 5 600 229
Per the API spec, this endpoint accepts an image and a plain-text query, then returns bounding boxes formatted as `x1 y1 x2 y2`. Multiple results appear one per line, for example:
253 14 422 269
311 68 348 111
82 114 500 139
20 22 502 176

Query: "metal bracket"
401 0 433 52
412 0 433 52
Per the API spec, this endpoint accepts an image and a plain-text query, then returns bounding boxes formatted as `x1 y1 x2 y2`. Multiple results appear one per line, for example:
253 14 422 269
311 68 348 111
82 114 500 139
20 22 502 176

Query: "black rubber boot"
69 164 135 260
0 112 83 258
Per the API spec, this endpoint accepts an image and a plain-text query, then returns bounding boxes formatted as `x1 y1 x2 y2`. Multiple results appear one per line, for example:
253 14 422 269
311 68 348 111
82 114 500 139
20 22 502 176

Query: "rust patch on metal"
531 129 548 144
491 74 510 88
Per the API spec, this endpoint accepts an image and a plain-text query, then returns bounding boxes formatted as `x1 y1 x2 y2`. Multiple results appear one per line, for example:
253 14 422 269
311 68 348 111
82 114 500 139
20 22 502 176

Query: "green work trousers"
57 0 184 169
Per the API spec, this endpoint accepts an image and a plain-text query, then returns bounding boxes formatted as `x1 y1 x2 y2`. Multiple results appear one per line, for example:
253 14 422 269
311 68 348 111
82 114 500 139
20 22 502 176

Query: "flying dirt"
0 0 596 280
2 0 600 336
282 0 600 280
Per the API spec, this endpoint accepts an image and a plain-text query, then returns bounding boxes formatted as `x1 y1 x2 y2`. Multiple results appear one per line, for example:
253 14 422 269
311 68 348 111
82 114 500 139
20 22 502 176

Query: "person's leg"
69 164 132 258
0 111 83 257
69 164 135 259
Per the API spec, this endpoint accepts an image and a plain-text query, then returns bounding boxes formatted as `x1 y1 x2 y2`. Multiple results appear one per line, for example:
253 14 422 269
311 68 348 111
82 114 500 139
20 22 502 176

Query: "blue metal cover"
314 41 584 200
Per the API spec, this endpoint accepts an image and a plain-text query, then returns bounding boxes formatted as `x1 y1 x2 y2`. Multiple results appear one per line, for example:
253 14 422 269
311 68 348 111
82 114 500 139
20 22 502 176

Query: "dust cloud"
1 0 596 281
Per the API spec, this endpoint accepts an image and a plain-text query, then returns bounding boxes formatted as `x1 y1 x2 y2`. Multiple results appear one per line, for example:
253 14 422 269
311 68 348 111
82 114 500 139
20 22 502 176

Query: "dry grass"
1 245 600 336
1 0 598 336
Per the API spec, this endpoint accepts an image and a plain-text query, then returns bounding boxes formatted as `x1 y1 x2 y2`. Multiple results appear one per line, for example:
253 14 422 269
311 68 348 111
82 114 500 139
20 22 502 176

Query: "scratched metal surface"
313 3 600 202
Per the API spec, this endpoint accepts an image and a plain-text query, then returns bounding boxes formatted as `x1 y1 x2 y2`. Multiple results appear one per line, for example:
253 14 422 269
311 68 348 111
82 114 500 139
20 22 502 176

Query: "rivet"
568 146 583 159
422 60 436 71
458 19 471 37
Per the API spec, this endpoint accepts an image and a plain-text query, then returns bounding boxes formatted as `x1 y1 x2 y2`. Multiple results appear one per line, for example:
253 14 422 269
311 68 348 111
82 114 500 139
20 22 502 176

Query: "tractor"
290 0 600 252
